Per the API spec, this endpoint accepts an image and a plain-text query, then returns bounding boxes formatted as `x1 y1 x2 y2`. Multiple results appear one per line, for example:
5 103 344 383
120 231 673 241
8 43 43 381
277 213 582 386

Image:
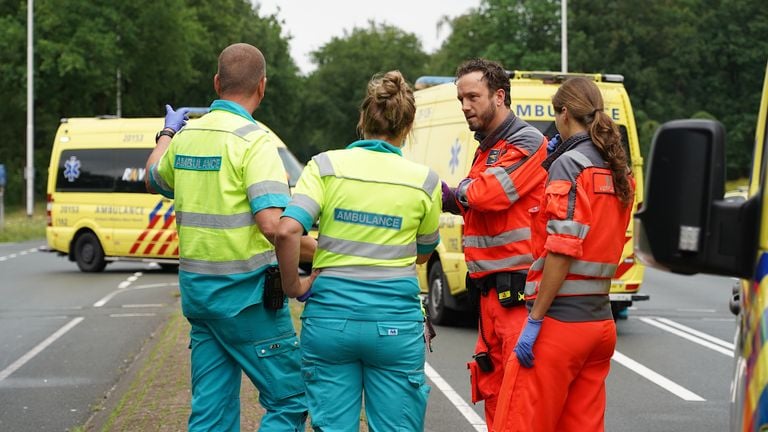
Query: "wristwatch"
154 128 176 144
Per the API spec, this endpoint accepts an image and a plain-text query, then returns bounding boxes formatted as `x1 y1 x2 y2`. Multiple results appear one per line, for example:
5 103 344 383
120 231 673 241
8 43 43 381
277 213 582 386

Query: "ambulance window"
277 147 304 187
113 149 152 193
57 149 116 192
56 148 150 193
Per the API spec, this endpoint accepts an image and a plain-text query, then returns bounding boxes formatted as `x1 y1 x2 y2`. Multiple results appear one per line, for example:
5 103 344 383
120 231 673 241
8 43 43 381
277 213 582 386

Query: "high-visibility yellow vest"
283 140 441 320
150 100 290 318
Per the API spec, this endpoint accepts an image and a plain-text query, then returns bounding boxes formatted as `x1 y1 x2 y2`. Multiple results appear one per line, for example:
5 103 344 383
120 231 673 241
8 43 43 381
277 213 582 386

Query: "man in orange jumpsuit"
442 58 548 430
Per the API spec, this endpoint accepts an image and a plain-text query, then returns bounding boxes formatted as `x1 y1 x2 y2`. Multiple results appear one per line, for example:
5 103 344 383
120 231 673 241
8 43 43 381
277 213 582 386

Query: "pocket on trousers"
300 364 327 428
467 360 485 404
399 371 431 431
254 335 304 400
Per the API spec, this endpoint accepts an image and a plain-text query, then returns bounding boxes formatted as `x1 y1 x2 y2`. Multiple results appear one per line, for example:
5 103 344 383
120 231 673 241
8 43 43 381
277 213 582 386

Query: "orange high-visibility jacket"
455 113 548 280
525 133 634 319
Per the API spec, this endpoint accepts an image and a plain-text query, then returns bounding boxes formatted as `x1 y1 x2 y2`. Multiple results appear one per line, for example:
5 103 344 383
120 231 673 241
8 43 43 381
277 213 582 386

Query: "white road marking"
0 317 84 382
109 313 156 318
639 317 734 357
676 308 717 313
0 248 38 261
425 362 487 432
612 350 705 401
654 317 734 350
94 272 145 307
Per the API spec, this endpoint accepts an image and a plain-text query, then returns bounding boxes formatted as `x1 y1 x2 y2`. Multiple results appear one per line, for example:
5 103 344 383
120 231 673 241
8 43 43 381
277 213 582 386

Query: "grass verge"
0 203 46 243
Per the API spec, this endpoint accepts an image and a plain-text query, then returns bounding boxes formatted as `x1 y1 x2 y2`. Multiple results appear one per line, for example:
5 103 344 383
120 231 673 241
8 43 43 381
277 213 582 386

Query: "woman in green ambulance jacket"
275 70 442 431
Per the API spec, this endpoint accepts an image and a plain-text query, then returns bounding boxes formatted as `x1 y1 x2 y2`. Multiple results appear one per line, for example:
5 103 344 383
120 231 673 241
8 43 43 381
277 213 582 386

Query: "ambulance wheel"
427 262 458 325
74 232 107 273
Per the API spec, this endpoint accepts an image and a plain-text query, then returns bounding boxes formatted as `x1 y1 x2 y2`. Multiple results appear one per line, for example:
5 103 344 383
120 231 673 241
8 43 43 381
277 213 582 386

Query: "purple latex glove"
164 104 191 133
297 288 313 302
513 315 543 368
441 181 456 209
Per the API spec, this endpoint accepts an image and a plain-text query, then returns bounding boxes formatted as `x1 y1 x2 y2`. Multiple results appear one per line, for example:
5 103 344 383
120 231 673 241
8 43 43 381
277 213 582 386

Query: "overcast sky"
255 0 480 74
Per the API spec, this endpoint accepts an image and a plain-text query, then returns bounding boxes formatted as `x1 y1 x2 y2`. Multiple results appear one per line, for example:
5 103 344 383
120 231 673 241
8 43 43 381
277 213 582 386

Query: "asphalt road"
0 240 180 431
0 239 737 431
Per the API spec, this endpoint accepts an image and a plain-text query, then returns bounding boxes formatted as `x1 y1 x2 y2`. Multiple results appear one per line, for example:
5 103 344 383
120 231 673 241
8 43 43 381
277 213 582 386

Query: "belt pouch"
263 266 285 310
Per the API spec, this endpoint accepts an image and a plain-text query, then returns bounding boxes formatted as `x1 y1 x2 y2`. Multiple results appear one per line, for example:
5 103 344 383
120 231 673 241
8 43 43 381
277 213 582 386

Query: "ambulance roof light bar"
510 71 624 84
414 72 624 90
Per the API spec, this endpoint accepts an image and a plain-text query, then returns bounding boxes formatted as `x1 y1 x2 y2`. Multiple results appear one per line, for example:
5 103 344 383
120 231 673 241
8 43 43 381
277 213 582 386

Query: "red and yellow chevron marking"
129 201 178 257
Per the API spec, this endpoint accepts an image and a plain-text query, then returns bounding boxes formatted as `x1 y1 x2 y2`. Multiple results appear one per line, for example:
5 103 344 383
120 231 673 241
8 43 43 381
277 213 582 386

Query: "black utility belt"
468 271 527 308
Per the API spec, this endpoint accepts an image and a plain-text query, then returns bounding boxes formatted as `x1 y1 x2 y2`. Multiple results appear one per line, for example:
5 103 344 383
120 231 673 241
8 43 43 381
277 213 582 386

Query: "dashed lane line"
0 247 38 262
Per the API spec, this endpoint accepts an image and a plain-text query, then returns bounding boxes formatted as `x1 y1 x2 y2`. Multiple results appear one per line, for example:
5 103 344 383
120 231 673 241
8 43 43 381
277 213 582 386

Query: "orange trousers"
467 291 528 431
492 317 616 432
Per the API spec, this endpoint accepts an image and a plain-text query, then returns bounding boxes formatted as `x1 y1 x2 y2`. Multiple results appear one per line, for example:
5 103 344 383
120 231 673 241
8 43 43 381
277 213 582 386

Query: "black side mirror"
635 119 758 279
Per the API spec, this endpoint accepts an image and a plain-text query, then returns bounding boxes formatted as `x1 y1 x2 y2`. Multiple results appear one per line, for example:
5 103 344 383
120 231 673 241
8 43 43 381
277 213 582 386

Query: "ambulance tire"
427 262 459 325
74 232 107 273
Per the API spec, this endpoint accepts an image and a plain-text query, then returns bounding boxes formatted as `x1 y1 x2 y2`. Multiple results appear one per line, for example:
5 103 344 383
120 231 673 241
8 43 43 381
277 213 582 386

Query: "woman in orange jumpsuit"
493 77 635 432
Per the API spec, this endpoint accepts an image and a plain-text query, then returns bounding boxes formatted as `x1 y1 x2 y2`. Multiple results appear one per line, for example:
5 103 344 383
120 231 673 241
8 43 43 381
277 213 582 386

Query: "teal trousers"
300 318 430 432
187 303 307 431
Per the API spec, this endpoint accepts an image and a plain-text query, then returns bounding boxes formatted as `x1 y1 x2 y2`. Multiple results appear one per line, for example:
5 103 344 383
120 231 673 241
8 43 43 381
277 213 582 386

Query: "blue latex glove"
514 315 544 368
164 104 191 133
547 134 561 155
297 288 313 302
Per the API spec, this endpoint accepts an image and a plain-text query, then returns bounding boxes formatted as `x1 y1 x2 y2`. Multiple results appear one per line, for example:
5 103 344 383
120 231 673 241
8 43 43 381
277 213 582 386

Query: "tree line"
1 0 765 207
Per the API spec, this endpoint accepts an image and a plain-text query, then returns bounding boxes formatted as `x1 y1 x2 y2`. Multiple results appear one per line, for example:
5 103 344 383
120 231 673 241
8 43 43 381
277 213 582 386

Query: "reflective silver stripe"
466 253 533 273
559 279 611 295
150 164 172 192
530 257 545 271
247 180 290 202
524 279 610 296
319 264 417 280
289 194 321 220
569 151 594 169
176 211 254 228
313 153 334 176
464 227 530 248
232 123 261 138
570 260 618 278
525 281 537 296
489 166 519 204
422 170 440 195
547 220 590 238
416 230 440 245
180 250 276 275
318 235 416 259
529 257 615 278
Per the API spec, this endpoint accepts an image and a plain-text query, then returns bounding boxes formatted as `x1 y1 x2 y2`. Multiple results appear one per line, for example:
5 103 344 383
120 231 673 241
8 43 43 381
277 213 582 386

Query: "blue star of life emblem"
449 139 461 174
64 156 81 182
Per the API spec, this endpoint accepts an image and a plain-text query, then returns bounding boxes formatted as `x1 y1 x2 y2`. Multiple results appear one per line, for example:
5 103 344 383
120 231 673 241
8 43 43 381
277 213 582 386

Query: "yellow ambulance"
403 71 647 324
45 112 303 272
636 62 767 432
